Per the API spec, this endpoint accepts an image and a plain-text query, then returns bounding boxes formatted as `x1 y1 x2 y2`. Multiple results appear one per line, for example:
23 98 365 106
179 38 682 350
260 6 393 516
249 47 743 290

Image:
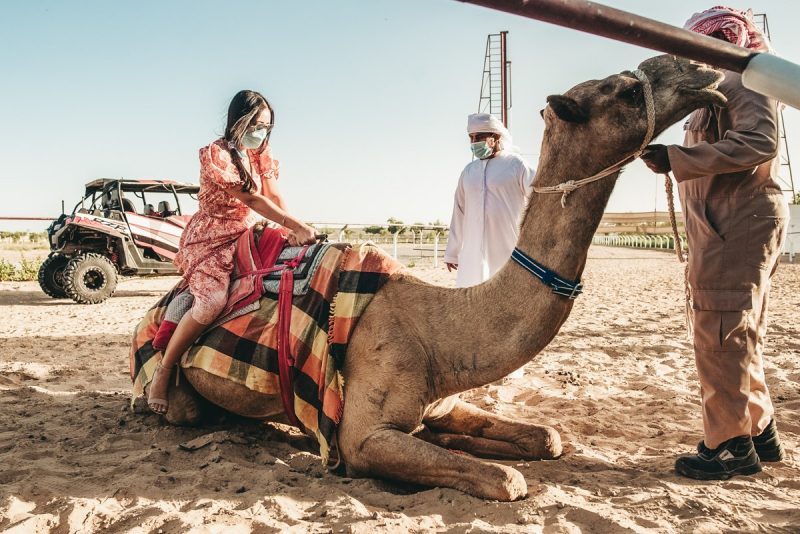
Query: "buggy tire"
64 253 118 304
38 254 70 298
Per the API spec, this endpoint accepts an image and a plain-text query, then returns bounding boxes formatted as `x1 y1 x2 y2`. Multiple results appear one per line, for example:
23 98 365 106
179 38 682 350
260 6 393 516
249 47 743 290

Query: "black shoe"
677 436 762 480
752 419 785 462
698 420 786 463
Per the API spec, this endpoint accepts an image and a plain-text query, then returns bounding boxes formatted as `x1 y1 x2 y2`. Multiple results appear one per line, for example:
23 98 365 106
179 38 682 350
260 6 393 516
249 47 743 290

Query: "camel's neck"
432 149 619 396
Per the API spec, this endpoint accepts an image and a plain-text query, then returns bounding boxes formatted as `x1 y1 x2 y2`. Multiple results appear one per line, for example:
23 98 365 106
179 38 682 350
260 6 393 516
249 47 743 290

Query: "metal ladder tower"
754 13 796 202
478 31 511 127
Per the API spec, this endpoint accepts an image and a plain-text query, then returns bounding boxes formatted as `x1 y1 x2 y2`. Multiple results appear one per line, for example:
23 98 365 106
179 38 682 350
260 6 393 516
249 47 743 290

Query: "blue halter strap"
510 248 583 300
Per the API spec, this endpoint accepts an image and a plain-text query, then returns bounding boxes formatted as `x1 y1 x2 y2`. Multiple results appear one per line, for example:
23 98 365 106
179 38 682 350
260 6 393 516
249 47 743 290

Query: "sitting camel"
151 54 725 501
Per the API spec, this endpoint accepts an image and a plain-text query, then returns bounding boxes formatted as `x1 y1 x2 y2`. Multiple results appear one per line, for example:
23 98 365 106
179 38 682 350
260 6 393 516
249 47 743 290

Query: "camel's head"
540 54 725 172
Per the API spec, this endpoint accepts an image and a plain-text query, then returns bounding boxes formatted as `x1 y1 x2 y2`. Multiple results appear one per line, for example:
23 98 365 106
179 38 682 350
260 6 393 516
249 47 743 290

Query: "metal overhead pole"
456 0 800 110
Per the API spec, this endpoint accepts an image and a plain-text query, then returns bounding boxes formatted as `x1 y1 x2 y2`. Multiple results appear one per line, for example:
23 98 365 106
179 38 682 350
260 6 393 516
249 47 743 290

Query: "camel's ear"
546 94 589 123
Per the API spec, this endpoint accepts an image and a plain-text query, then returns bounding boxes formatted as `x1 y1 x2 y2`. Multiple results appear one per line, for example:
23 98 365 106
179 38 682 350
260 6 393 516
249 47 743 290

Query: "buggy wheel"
38 254 70 298
64 253 118 304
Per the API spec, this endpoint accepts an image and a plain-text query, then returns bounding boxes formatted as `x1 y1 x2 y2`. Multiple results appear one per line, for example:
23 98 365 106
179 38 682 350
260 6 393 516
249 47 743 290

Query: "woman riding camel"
147 90 317 415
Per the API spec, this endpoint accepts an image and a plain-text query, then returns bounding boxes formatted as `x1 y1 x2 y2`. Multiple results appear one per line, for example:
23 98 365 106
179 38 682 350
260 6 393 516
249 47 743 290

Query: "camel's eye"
618 84 643 106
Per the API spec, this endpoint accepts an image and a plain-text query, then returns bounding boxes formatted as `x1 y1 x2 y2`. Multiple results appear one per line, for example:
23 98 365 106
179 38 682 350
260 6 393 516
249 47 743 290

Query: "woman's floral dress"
174 138 279 324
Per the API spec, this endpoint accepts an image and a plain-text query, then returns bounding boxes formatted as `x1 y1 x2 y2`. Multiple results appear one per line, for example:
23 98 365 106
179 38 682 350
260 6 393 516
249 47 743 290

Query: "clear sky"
1 0 798 231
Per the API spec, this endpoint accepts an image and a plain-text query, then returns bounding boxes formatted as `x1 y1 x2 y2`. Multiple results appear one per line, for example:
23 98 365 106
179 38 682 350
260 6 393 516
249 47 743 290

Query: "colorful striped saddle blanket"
130 238 401 463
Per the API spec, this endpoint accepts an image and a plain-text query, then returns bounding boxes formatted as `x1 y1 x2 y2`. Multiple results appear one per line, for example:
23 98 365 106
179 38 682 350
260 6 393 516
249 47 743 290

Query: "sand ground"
1 246 798 533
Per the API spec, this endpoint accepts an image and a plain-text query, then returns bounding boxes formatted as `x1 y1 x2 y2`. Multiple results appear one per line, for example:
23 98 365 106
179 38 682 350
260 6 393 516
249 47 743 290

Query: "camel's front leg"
340 427 528 501
420 397 562 460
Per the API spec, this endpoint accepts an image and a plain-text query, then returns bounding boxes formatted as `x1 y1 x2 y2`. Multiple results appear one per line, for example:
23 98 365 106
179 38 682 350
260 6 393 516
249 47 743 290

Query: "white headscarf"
467 113 513 150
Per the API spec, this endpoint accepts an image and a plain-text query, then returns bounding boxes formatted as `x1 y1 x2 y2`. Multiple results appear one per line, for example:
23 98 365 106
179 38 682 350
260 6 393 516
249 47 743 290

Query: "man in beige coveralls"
641 6 788 480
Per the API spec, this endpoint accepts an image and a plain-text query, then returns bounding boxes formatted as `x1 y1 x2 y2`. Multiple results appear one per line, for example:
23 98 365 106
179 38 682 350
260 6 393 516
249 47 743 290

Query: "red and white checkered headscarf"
684 5 771 52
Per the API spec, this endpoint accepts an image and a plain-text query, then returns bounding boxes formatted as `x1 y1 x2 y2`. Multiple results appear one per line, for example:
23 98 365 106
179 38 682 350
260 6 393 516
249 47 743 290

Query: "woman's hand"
224 186 315 246
287 223 317 246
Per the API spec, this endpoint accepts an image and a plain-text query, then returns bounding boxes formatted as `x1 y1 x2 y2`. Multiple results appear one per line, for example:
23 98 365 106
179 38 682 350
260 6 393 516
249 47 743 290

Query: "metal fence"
310 223 449 267
592 233 686 251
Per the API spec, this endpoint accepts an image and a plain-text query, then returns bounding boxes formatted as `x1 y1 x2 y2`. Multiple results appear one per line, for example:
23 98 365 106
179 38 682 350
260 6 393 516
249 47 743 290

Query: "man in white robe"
444 113 535 288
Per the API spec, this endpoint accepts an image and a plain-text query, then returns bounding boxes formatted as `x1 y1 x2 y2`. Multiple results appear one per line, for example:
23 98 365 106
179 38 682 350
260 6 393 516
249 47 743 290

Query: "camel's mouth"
680 67 727 107
681 86 727 107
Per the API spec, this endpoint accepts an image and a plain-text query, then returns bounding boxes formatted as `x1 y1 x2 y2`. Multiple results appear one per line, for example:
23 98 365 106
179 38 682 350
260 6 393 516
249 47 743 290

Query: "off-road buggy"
39 179 200 304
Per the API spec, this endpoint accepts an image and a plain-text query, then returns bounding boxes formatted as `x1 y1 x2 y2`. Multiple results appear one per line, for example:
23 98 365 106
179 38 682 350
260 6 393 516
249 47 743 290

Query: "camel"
154 54 725 501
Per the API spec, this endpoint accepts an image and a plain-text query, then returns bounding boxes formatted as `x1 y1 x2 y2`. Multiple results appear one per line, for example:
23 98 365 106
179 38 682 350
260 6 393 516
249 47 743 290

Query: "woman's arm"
261 175 287 213
226 187 315 245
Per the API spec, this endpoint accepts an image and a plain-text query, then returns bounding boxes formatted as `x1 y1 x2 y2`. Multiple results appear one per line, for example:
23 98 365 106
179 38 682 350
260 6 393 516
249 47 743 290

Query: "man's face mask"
470 140 494 160
242 127 270 149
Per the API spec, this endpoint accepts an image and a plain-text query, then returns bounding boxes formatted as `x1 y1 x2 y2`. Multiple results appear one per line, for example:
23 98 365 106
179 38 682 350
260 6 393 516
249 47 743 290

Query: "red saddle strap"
277 245 310 428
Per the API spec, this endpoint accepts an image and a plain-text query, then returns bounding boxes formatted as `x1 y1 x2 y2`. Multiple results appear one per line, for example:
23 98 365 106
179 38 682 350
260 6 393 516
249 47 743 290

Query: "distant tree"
794 192 800 205
387 217 405 235
364 225 384 235
428 219 448 241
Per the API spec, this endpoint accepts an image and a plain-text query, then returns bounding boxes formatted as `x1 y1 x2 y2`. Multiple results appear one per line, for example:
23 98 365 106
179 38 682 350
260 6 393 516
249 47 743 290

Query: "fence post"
433 232 440 268
392 230 400 259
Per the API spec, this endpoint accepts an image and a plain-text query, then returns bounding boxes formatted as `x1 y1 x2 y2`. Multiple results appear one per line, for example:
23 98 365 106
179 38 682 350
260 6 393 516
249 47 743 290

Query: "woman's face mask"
470 140 494 160
242 127 269 149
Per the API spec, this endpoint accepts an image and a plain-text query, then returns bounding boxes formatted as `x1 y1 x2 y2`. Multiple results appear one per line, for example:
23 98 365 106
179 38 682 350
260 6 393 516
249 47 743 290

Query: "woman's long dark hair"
224 90 274 193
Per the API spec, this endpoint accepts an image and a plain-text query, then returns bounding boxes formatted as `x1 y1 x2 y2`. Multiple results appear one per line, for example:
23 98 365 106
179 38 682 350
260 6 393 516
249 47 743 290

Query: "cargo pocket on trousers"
746 215 786 270
691 289 753 352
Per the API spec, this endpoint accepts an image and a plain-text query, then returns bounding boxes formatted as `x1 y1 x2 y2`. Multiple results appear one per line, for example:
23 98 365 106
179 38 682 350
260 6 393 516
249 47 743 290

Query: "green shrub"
18 258 41 281
0 257 43 281
0 260 15 281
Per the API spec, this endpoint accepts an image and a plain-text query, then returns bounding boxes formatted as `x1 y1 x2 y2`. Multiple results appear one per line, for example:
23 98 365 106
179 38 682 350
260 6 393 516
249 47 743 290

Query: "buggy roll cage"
73 179 200 220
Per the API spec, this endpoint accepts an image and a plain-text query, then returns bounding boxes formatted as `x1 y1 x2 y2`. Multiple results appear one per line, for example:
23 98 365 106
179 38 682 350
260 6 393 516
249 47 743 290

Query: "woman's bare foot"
147 362 173 414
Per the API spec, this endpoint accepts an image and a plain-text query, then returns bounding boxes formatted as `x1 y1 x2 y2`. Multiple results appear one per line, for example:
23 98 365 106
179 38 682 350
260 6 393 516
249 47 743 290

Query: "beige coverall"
667 70 789 449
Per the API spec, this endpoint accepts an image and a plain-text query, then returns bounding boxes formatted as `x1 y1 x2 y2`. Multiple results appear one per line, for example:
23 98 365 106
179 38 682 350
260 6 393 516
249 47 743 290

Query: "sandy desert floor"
1 246 798 533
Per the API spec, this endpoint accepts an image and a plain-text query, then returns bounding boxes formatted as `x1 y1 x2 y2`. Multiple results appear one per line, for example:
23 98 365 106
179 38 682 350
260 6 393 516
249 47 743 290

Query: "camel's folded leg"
341 427 528 501
421 398 562 460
